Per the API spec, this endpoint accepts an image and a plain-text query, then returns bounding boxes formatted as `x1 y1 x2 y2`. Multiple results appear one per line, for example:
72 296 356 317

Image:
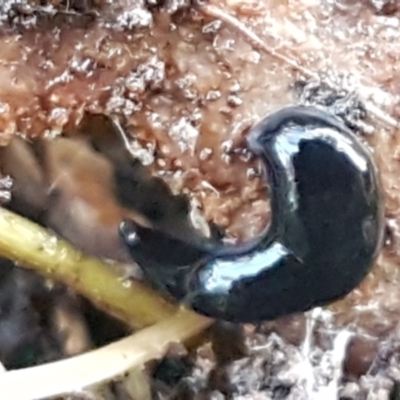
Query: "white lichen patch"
218 309 354 399
115 1 153 29
168 117 199 155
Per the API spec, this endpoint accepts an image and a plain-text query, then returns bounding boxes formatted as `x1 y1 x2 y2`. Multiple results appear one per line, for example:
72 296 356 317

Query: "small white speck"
206 90 222 101
202 20 222 34
227 94 244 107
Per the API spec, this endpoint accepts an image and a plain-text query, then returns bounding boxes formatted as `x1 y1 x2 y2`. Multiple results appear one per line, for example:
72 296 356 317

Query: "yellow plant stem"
0 207 213 399
0 207 211 330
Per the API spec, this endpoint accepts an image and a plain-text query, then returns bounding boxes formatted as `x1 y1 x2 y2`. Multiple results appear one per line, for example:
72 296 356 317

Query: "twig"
197 2 318 80
196 2 400 129
0 207 211 330
0 310 210 400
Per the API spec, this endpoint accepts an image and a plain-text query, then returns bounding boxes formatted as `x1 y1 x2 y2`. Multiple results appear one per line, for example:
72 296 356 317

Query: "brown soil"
1 1 400 399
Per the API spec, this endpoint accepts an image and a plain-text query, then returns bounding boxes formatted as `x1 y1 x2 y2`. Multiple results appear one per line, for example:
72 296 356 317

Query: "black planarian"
120 105 385 323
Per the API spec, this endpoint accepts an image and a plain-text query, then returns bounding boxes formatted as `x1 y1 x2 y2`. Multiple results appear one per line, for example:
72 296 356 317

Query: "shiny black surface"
121 105 384 323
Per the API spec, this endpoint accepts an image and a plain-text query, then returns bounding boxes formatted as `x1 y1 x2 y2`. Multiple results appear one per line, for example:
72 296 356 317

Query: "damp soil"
0 1 400 399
